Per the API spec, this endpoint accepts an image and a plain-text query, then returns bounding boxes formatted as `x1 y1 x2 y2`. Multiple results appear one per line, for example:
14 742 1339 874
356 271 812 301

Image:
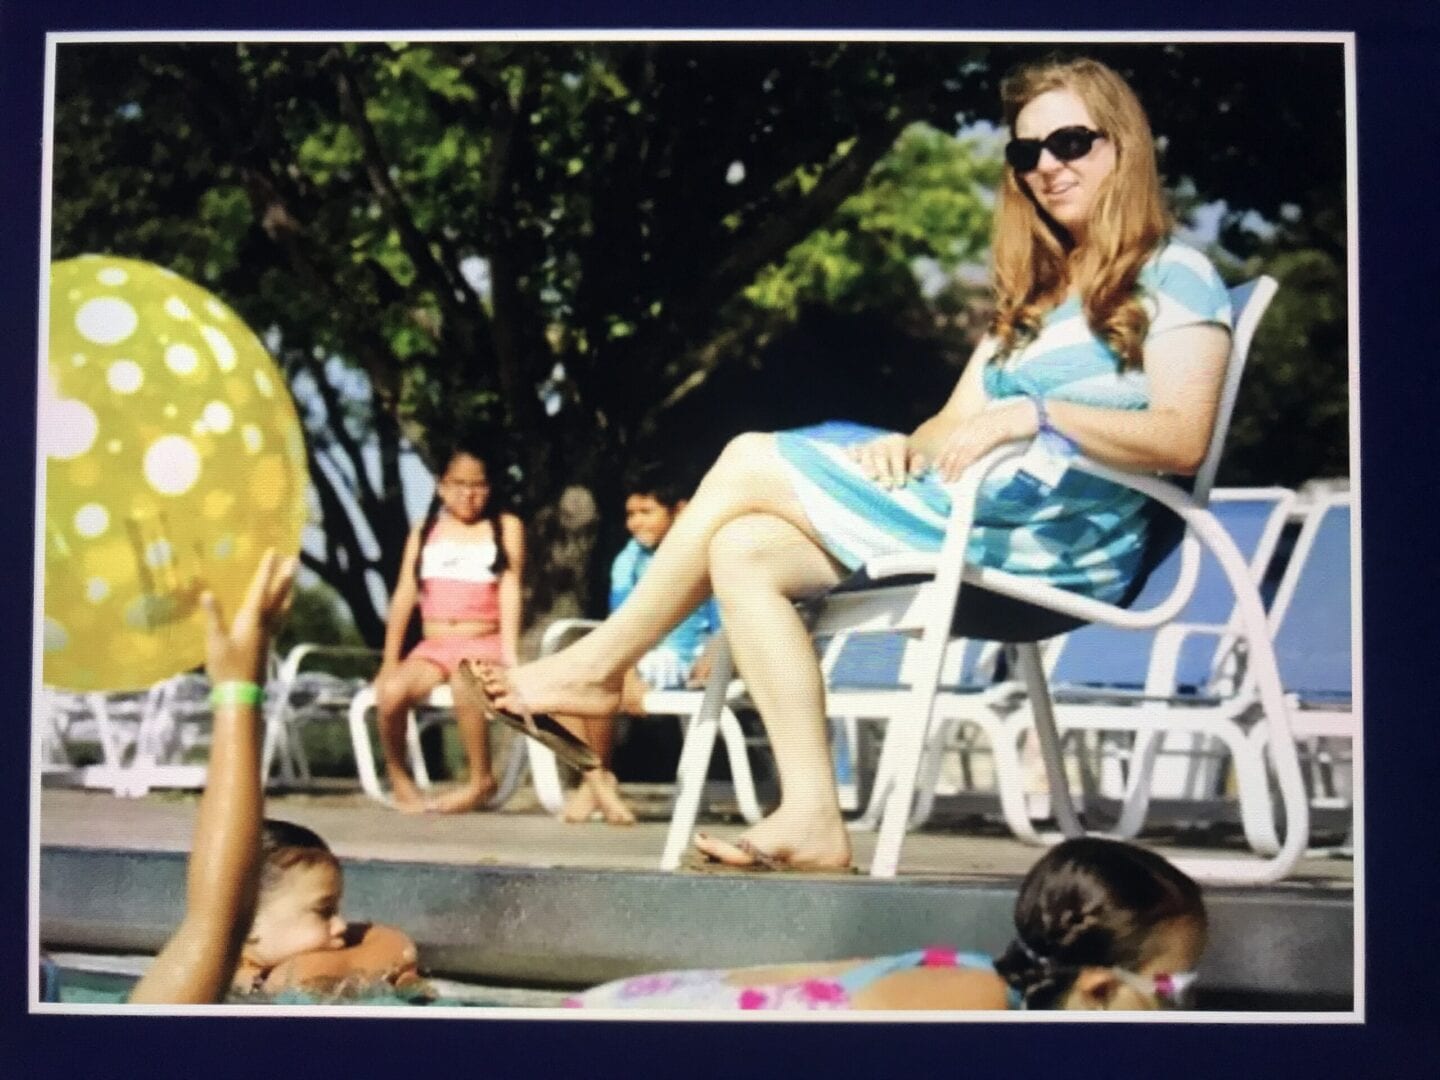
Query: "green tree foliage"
49 40 1349 637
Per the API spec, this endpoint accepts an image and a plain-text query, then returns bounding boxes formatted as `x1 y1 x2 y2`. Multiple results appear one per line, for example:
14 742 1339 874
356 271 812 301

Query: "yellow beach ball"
42 255 308 691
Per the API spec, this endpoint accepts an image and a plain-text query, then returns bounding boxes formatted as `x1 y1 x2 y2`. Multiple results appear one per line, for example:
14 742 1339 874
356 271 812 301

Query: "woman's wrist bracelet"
210 681 264 708
1023 392 1080 455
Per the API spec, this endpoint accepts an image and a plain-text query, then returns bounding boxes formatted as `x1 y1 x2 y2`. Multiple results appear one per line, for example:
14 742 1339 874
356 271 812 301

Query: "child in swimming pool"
564 837 1206 1011
126 550 296 1004
230 819 420 996
555 463 721 826
374 436 525 813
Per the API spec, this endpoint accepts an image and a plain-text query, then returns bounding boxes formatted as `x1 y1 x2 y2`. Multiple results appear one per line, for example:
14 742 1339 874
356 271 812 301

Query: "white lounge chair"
993 486 1300 846
1253 492 1357 847
262 644 381 787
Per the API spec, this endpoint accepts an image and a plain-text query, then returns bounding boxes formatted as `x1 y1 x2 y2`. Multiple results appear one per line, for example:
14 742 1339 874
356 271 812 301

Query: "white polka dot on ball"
86 578 111 603
97 267 128 286
241 425 263 453
75 297 138 345
200 325 237 371
107 360 144 394
143 435 202 496
164 296 193 320
164 343 200 375
214 535 235 558
145 538 174 568
202 401 234 434
74 503 109 538
254 370 275 398
45 398 99 460
44 618 69 652
204 299 230 321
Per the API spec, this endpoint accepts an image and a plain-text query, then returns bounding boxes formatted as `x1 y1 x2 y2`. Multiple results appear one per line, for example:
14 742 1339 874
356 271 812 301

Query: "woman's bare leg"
374 659 447 812
691 513 851 869
480 433 824 718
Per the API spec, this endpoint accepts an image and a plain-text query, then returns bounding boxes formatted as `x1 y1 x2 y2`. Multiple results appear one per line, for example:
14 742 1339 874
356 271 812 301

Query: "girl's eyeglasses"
1004 125 1106 173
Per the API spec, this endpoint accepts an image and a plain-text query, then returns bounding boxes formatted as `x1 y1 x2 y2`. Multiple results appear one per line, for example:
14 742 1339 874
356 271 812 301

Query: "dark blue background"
4 1 1437 1076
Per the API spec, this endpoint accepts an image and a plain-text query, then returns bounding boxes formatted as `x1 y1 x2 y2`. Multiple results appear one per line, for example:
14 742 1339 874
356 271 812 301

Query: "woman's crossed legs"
478 433 853 867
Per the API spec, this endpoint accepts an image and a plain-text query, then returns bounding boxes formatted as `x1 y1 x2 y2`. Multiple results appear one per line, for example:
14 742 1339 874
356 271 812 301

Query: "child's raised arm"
129 550 296 1005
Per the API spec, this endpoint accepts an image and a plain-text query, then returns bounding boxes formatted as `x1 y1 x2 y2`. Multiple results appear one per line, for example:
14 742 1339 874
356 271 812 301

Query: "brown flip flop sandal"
455 662 601 772
684 836 858 875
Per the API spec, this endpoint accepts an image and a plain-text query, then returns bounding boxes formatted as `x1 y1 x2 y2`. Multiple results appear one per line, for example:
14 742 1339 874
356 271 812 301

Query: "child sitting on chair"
564 837 1206 1011
231 819 420 996
374 435 525 814
556 464 721 826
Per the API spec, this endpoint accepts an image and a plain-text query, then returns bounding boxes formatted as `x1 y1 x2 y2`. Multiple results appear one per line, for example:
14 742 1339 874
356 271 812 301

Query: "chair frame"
985 486 1299 849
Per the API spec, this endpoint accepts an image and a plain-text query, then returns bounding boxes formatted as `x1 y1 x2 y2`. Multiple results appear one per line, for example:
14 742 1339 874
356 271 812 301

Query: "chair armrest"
275 644 382 686
540 618 603 657
878 441 1214 632
1146 621 1242 695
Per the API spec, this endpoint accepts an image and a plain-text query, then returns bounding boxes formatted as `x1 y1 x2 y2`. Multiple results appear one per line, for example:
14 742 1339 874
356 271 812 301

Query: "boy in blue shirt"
559 465 720 825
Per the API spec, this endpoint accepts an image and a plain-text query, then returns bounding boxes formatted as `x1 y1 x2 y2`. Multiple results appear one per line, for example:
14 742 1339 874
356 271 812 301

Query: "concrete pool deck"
36 786 1357 1011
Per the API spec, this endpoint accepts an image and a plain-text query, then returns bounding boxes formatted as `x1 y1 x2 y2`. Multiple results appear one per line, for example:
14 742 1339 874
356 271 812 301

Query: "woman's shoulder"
1139 237 1232 328
1142 237 1225 283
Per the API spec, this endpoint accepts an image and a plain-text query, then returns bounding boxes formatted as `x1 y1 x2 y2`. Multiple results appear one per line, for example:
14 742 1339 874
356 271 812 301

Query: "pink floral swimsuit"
563 947 1020 1011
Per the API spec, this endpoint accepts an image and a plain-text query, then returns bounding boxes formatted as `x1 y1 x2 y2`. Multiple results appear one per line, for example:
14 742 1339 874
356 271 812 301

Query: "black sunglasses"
1004 125 1106 172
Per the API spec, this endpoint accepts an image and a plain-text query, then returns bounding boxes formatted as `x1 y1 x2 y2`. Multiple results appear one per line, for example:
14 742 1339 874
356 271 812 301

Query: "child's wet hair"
259 818 339 897
993 838 1206 1009
622 461 689 509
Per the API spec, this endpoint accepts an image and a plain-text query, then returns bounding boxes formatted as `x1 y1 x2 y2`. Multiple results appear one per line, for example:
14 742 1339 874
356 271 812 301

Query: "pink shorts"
407 634 505 678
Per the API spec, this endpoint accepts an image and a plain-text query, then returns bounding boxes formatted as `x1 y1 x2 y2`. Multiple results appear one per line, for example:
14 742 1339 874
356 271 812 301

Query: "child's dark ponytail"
992 838 1206 1010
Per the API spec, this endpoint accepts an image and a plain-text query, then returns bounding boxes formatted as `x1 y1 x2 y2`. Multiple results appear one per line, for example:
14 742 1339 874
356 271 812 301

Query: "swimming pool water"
46 958 568 1008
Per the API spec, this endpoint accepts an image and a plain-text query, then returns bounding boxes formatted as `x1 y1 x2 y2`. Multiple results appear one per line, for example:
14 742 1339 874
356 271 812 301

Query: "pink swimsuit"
408 529 505 675
562 948 1022 1011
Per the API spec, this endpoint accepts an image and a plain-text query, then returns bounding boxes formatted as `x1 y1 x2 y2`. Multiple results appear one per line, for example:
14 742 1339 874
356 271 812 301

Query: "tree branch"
331 50 477 326
685 119 907 320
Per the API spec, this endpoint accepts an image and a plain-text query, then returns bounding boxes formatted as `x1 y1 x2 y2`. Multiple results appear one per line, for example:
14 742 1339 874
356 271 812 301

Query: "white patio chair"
532 619 763 839
1249 492 1357 849
39 676 208 797
262 644 382 787
675 278 1307 883
979 486 1299 849
35 688 139 782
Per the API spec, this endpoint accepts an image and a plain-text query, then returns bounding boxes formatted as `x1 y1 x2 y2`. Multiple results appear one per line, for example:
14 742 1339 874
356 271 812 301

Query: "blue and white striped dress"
774 240 1233 603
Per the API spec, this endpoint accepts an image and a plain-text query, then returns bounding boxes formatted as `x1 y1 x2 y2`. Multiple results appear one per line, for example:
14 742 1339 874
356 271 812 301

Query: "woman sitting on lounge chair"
470 55 1234 872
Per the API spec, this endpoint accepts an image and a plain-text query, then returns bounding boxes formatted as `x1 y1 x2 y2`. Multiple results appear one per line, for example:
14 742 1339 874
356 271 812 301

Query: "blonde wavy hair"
990 56 1171 369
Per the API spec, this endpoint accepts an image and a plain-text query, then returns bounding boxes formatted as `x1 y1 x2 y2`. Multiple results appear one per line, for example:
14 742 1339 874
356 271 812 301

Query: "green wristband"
210 681 263 708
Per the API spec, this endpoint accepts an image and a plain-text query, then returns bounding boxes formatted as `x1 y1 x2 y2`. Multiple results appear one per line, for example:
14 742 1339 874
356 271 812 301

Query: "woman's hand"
846 433 927 489
202 548 298 685
932 401 1035 482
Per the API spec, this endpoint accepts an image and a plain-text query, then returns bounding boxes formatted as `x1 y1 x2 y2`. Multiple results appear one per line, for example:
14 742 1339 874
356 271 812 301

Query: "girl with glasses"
373 437 525 813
